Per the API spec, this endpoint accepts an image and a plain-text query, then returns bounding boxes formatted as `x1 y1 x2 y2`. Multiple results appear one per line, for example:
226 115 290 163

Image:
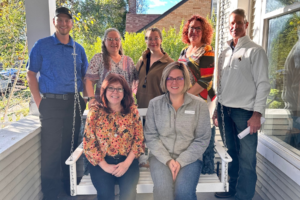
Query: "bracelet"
88 97 96 101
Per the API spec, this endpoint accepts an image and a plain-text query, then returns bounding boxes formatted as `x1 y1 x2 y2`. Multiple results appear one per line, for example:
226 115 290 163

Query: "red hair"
100 73 134 115
182 15 213 45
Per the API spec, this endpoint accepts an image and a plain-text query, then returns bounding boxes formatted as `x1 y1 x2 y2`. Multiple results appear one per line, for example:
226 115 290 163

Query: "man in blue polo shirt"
27 7 88 200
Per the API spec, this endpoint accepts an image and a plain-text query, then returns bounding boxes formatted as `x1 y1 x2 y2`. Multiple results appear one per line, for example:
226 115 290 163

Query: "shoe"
215 191 235 198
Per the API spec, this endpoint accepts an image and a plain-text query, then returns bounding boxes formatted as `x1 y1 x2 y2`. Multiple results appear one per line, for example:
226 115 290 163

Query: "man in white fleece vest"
213 8 271 200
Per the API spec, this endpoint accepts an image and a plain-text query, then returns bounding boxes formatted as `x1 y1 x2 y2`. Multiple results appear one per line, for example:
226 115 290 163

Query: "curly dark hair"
99 73 133 115
182 15 214 45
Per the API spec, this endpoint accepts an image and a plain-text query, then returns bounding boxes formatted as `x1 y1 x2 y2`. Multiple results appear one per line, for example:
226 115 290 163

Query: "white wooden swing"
65 0 231 196
65 108 232 196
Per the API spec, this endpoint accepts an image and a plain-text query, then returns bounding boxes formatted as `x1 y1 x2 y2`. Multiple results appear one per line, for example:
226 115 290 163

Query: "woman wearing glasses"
84 73 145 200
178 15 216 103
85 28 138 108
178 15 217 175
144 62 211 200
136 27 173 108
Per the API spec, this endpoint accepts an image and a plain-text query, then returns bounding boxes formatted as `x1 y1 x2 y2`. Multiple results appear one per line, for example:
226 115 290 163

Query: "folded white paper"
237 117 265 139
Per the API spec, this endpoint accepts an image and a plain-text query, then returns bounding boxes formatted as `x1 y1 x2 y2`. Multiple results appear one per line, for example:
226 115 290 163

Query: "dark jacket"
136 50 173 108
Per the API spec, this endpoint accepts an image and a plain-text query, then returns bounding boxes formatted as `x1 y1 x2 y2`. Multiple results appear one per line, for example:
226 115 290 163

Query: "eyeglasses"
106 37 121 42
145 37 161 41
189 26 202 32
107 87 124 93
166 76 184 82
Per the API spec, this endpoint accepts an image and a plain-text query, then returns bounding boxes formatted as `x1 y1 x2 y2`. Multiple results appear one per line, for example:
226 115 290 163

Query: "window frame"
258 0 300 185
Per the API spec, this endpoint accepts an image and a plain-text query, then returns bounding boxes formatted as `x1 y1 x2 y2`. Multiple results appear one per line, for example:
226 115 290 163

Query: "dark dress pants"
39 95 85 199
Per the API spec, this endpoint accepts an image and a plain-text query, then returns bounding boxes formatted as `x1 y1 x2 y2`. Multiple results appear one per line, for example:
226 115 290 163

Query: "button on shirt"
218 35 270 114
27 34 88 94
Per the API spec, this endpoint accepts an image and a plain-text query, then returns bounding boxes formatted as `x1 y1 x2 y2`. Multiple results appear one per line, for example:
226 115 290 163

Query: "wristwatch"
88 96 96 101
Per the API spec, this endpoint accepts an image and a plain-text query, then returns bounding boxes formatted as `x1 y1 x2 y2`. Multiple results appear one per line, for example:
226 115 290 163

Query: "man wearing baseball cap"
27 7 88 199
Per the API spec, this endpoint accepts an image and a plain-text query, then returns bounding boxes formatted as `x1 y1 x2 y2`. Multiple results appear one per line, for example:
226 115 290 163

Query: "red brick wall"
126 0 212 33
151 0 211 32
126 13 161 33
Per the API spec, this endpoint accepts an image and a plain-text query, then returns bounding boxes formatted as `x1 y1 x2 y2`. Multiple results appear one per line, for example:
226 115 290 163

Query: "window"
266 0 300 13
262 7 300 155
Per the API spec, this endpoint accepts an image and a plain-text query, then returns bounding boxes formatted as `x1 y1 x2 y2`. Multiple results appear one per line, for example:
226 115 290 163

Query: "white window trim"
258 0 300 186
258 134 300 186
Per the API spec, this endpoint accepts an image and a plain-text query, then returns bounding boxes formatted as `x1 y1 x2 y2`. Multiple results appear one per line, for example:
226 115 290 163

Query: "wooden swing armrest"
65 142 84 165
214 139 232 163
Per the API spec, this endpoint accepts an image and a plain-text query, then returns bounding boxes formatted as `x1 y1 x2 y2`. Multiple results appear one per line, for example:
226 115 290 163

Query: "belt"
42 93 74 100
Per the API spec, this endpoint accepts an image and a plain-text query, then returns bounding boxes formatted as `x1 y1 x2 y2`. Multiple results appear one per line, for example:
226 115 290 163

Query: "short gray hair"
160 62 191 93
230 9 248 23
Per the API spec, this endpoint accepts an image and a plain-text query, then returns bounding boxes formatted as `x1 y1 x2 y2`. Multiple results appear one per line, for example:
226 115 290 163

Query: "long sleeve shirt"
83 104 145 166
144 93 211 168
217 35 271 114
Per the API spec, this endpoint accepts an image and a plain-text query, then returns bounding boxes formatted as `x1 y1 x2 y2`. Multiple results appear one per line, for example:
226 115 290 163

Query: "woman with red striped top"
178 15 217 175
178 15 216 102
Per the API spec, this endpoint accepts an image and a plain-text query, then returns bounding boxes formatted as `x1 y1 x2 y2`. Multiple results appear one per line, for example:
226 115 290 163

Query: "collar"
142 49 172 63
52 33 74 47
227 35 251 50
230 41 235 51
163 92 193 106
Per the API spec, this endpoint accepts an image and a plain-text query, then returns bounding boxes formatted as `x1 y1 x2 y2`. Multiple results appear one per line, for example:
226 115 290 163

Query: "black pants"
89 156 140 200
39 94 85 199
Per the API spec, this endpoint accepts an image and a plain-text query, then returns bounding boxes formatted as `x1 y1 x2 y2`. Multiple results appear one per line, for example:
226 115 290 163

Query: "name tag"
185 110 195 114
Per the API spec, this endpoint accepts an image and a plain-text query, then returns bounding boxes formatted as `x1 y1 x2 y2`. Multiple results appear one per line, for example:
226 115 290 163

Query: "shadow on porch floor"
59 192 263 200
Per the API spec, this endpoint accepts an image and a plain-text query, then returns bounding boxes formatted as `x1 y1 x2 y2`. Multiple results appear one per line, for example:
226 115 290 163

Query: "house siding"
256 153 300 200
0 116 42 200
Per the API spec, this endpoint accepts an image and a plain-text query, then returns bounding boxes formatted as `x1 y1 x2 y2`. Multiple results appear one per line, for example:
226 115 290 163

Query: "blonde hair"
160 62 191 93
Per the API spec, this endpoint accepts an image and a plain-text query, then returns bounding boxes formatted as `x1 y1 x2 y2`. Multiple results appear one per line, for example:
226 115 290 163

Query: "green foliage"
0 0 28 69
59 0 127 44
267 89 285 108
122 22 186 64
82 37 102 62
161 23 186 61
267 12 300 109
122 32 147 64
206 11 216 49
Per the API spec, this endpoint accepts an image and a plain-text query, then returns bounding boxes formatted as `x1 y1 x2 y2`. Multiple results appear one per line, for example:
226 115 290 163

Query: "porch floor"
58 192 264 200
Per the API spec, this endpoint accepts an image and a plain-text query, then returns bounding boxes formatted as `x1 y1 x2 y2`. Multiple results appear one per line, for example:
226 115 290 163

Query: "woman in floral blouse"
83 73 144 200
84 28 138 108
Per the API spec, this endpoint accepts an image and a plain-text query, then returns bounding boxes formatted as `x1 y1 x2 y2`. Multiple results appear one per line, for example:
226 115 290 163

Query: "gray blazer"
144 93 211 168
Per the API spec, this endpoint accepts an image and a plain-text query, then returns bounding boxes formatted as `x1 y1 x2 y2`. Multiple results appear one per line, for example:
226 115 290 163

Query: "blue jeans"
217 103 258 200
149 156 202 200
89 156 139 200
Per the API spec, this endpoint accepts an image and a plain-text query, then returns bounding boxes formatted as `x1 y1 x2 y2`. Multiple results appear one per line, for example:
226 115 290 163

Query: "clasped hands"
99 161 130 177
167 159 181 181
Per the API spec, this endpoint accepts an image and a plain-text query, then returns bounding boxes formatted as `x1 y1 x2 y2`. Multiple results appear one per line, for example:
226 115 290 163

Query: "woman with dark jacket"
136 27 173 108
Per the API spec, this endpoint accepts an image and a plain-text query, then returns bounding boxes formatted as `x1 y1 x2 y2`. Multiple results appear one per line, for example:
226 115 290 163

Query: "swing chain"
218 0 230 192
69 6 85 196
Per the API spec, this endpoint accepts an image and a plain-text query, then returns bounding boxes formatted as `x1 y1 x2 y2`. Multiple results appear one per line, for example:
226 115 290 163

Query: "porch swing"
65 0 232 196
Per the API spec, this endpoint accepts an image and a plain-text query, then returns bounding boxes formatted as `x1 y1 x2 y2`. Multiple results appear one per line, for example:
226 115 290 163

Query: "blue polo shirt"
27 34 88 94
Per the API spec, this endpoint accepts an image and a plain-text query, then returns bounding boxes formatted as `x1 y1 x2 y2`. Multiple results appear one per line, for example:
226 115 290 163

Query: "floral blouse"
84 53 138 102
83 104 145 166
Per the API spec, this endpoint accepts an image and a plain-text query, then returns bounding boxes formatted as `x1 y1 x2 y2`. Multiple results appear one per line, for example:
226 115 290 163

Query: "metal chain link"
218 0 230 192
69 5 85 196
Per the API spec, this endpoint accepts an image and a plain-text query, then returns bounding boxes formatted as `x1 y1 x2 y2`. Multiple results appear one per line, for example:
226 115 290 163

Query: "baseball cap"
55 7 72 19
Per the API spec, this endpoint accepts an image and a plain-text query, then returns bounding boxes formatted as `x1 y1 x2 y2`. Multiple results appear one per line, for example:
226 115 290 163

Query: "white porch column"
24 0 56 115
